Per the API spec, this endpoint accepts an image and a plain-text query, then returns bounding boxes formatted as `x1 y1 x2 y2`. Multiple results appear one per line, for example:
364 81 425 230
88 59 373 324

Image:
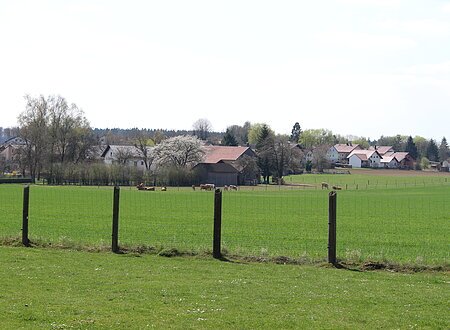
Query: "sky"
0 0 449 140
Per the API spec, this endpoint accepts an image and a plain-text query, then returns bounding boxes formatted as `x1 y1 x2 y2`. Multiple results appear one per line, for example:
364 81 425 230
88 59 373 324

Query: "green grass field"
0 172 449 266
1 247 448 329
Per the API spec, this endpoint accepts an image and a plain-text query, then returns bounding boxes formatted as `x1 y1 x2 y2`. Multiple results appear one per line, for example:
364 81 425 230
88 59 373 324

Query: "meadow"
1 247 448 329
0 171 449 266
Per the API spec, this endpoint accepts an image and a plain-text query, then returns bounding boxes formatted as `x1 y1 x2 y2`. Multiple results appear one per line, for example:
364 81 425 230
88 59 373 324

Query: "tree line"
1 95 449 184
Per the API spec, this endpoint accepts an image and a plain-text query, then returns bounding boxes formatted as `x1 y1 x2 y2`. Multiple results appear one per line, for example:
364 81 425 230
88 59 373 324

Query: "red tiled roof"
334 144 360 153
348 149 381 160
203 146 252 164
390 152 409 162
368 146 394 155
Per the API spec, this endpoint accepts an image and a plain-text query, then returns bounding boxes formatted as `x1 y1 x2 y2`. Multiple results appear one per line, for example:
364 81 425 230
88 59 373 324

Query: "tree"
222 128 238 146
18 95 50 180
46 95 93 164
153 135 205 168
299 129 335 149
426 139 439 162
377 135 406 151
17 95 94 181
226 122 251 146
312 145 332 172
290 122 302 143
438 137 449 162
405 136 418 159
351 137 369 149
132 130 155 170
414 136 428 160
193 118 212 141
255 124 275 184
272 135 302 180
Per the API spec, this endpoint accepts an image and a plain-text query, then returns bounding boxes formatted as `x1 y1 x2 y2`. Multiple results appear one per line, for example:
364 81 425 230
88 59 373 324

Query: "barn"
193 146 258 186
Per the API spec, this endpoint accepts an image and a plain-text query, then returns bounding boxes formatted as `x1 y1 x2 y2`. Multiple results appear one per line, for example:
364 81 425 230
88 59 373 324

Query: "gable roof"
368 146 394 155
334 144 360 153
386 152 412 162
203 146 255 164
100 145 152 159
348 149 382 160
380 156 399 164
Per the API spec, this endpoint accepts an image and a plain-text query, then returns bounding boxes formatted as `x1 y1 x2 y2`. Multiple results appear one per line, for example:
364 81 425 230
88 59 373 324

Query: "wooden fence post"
328 191 337 265
213 188 222 259
112 186 120 253
22 185 30 247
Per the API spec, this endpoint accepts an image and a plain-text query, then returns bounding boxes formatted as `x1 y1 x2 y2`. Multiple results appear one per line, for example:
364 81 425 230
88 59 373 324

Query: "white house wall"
349 155 362 168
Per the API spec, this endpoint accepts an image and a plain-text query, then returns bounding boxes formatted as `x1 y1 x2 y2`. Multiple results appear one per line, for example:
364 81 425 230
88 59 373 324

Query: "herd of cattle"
137 182 341 191
136 183 238 191
321 182 342 190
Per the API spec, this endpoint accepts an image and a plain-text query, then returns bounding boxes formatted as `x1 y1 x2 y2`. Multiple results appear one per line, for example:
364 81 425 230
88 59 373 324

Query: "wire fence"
0 183 449 266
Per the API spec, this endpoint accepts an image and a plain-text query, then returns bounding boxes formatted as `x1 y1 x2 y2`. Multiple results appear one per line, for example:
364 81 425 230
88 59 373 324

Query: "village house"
100 145 153 171
0 137 26 171
368 145 394 156
328 144 361 164
380 155 399 169
383 152 415 169
347 149 383 168
193 146 258 186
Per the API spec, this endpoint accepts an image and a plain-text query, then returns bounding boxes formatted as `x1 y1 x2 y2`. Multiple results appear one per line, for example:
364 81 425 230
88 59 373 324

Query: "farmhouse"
368 145 394 156
383 152 415 169
347 149 382 168
0 137 26 162
100 145 153 170
194 146 258 186
328 144 361 164
380 155 399 169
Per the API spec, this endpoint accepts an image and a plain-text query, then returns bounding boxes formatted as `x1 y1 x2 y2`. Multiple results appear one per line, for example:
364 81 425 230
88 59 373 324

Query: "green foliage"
299 129 335 149
351 137 369 149
405 136 418 159
221 128 238 146
290 122 302 143
438 137 449 162
420 157 430 169
376 134 407 151
426 139 439 162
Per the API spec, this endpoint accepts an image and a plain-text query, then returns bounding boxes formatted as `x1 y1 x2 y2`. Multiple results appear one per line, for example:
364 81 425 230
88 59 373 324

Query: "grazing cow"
332 185 342 190
224 185 229 191
229 185 238 191
136 183 155 191
192 185 196 191
161 186 167 191
200 183 215 191
321 182 329 189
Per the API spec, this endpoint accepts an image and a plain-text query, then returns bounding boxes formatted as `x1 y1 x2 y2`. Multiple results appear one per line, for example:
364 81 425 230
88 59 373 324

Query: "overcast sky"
1 0 449 140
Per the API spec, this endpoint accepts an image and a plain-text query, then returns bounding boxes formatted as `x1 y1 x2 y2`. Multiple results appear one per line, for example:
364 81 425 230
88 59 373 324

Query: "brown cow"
200 183 215 191
321 182 329 189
